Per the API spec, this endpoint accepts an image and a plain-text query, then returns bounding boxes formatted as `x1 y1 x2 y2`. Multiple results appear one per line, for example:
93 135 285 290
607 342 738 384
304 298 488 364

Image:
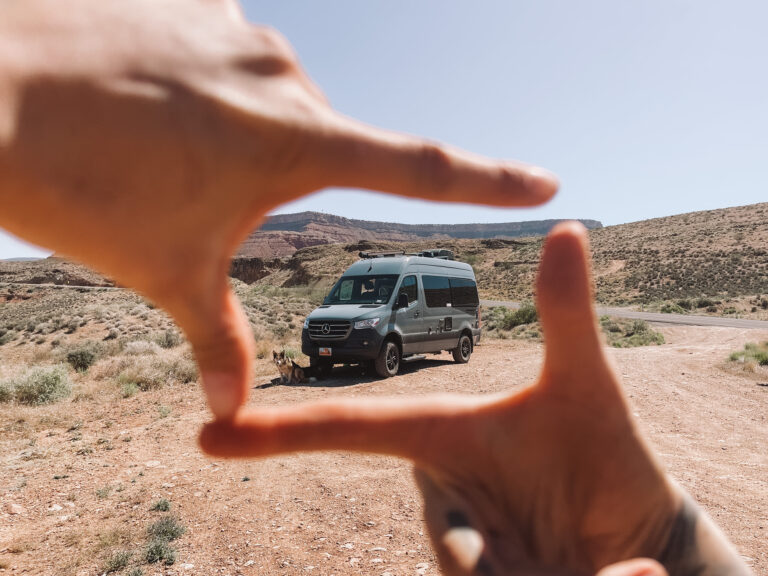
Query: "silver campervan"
301 250 481 378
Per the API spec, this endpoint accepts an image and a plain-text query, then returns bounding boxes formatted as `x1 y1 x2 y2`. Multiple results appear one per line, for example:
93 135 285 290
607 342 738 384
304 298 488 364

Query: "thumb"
595 559 668 576
171 285 253 420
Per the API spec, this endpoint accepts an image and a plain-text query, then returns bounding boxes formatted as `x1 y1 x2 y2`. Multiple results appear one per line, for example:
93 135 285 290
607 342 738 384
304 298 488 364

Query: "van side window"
399 275 418 305
450 277 479 307
423 275 451 308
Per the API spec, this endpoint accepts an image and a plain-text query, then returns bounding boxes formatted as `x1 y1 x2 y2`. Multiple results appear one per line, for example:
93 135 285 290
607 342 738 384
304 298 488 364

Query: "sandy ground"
1 325 766 575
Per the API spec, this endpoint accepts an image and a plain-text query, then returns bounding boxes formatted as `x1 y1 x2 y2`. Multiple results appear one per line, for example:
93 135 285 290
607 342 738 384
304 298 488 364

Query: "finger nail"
442 526 484 572
202 371 247 421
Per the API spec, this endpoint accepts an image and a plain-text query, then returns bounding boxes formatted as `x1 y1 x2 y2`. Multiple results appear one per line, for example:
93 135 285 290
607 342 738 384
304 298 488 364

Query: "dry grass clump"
728 342 768 373
599 317 665 348
0 365 71 405
117 355 197 395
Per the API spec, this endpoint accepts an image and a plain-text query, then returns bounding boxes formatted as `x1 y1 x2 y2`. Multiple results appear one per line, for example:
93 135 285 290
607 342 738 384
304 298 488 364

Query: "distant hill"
3 204 766 308
236 211 603 258
237 202 768 305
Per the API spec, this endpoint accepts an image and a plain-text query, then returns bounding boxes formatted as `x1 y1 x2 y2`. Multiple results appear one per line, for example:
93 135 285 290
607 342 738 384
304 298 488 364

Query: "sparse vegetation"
145 539 176 565
147 516 186 542
599 317 665 348
728 342 768 372
103 550 132 573
151 499 170 512
0 365 71 405
66 342 100 372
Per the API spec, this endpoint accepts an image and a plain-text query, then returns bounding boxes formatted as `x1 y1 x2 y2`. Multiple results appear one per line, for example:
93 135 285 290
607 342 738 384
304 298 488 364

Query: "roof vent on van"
416 249 454 260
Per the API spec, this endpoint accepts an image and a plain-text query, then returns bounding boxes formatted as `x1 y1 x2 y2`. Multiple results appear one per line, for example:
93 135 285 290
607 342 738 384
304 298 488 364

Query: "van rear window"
450 278 479 307
423 275 478 308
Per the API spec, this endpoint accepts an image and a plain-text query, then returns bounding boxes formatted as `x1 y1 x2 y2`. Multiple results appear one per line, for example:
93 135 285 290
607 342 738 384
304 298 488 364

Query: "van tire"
452 334 472 364
375 341 400 378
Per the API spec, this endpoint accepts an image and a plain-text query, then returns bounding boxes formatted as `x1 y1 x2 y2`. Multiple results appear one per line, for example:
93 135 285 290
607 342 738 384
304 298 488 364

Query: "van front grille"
308 320 351 340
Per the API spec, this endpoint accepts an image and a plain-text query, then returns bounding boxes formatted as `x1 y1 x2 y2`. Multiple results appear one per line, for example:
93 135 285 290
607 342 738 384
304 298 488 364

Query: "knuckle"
416 142 454 194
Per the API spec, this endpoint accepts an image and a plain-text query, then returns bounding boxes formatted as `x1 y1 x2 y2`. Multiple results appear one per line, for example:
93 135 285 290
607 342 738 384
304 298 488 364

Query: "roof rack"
358 249 454 261
358 251 405 259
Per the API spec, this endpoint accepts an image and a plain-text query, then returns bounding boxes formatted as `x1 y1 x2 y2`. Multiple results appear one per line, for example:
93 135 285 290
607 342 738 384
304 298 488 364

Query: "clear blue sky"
2 0 766 258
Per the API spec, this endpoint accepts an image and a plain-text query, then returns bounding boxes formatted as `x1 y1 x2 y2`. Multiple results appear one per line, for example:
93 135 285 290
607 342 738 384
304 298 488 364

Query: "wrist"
654 485 752 576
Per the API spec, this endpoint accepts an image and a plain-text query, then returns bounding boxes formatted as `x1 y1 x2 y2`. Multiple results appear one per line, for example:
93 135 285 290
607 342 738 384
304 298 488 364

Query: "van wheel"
452 334 472 364
375 341 400 378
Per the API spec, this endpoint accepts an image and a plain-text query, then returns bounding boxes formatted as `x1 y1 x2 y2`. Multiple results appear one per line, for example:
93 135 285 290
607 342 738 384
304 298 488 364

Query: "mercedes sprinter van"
301 250 481 378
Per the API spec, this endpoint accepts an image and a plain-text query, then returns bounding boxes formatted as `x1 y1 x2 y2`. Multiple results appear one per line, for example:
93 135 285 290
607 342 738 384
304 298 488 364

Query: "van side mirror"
396 293 409 309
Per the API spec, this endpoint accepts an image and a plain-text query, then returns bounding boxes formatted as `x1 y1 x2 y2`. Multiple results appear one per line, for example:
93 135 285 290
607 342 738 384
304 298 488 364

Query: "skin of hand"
0 0 557 421
201 222 679 575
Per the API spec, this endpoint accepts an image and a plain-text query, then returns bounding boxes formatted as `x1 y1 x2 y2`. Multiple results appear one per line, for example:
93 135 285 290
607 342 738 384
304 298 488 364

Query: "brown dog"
272 350 308 384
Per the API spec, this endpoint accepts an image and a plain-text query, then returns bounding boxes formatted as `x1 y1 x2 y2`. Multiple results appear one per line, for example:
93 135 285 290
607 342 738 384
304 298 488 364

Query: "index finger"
316 115 559 207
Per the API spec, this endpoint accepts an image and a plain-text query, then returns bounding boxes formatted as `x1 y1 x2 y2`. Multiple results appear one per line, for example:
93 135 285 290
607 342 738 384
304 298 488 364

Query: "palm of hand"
201 224 676 575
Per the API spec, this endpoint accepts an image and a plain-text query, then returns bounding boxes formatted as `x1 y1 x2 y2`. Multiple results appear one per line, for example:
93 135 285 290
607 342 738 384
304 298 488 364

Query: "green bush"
103 550 131 574
151 499 170 512
0 381 13 403
66 348 96 372
728 341 768 366
10 366 71 405
0 329 17 346
660 302 686 314
600 317 664 348
145 539 176 565
676 299 693 311
147 516 186 542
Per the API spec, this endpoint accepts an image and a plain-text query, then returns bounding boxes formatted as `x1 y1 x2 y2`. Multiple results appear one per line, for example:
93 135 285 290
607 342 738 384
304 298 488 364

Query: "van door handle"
414 311 420 318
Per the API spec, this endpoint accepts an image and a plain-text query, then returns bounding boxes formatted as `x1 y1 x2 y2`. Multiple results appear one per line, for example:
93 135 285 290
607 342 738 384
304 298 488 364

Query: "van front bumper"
301 328 385 363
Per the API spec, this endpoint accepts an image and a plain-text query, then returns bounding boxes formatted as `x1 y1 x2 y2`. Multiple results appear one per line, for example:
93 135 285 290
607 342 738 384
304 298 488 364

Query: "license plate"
319 347 332 357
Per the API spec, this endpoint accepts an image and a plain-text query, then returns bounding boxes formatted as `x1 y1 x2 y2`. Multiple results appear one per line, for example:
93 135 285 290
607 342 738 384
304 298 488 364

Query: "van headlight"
354 317 381 330
303 317 309 329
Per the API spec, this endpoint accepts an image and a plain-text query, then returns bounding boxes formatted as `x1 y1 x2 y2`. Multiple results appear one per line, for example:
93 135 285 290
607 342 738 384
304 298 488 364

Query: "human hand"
201 223 752 576
0 0 557 420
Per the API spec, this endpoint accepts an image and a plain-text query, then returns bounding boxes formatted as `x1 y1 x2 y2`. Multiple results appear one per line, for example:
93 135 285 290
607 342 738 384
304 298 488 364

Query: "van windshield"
324 275 400 305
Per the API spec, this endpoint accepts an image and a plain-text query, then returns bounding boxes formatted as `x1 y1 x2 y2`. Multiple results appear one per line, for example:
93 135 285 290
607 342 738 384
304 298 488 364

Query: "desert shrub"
660 302 686 314
121 382 139 398
0 329 17 346
729 342 768 366
600 317 664 348
282 347 299 360
117 356 197 393
145 539 176 565
155 329 181 349
0 381 13 403
147 516 185 542
151 499 170 512
11 366 71 405
124 340 161 356
103 550 131 573
66 348 96 372
722 307 738 315
676 299 693 311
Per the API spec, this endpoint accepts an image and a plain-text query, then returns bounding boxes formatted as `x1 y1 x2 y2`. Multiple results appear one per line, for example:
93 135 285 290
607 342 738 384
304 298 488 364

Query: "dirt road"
482 299 768 330
1 325 766 575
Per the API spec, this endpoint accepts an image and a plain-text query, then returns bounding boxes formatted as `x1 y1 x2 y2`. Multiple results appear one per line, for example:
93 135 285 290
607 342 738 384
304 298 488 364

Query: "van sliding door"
421 275 458 352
